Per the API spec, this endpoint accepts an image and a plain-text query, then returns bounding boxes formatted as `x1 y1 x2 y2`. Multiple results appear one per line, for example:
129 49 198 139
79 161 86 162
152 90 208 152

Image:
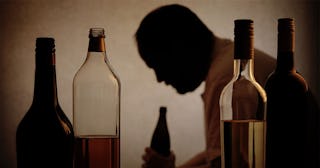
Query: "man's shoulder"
254 48 275 59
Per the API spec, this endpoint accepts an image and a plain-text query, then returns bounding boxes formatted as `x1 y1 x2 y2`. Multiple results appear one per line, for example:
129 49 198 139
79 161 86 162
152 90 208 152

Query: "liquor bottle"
219 20 267 168
16 38 74 168
73 28 120 168
265 18 318 168
151 106 170 156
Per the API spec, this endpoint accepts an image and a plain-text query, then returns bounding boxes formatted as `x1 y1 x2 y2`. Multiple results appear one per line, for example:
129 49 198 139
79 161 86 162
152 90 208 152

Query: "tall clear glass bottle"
219 20 267 168
73 28 120 168
16 38 74 168
265 18 318 168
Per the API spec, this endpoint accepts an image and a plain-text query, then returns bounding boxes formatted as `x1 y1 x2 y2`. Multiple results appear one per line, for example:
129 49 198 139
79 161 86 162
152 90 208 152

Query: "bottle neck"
159 107 167 121
233 20 254 80
159 110 167 120
276 29 295 72
88 37 106 52
233 59 255 80
86 37 107 63
32 50 58 107
233 36 254 79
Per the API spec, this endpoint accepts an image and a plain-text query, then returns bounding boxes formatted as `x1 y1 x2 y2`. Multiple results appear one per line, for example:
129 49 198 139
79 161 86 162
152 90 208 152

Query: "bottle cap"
278 18 295 33
89 28 105 38
234 19 254 59
35 37 55 65
278 18 295 53
36 37 55 51
160 106 167 113
234 19 254 35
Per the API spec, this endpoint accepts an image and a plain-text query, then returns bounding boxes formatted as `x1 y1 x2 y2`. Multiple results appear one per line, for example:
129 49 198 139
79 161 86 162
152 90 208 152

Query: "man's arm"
142 148 212 168
178 151 210 168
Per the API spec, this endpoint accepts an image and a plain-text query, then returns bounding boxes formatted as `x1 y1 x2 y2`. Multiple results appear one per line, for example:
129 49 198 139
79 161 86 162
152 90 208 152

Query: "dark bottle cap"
234 19 254 33
160 106 167 113
88 28 106 52
278 18 295 53
35 37 55 66
234 19 254 59
36 37 55 51
278 18 295 33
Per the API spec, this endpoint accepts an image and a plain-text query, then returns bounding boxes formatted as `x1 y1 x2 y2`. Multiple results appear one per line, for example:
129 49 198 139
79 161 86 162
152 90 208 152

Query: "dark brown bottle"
151 106 170 156
265 18 318 168
16 38 74 168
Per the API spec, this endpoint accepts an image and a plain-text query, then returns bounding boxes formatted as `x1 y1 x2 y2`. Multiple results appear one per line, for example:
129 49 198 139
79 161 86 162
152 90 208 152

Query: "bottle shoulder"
17 104 73 136
265 71 308 92
74 63 119 84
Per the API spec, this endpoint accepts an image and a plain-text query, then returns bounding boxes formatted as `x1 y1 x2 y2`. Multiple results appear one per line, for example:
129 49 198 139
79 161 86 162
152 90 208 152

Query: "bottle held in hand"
151 106 170 157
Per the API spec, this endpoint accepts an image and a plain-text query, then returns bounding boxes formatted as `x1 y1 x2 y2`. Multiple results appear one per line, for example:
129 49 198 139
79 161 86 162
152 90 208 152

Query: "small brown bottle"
151 106 170 156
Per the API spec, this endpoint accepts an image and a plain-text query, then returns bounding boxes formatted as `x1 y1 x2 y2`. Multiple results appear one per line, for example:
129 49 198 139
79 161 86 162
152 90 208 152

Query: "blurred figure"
135 4 276 168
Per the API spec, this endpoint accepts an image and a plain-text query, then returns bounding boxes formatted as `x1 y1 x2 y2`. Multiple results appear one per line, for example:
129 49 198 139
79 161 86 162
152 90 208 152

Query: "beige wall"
0 0 319 167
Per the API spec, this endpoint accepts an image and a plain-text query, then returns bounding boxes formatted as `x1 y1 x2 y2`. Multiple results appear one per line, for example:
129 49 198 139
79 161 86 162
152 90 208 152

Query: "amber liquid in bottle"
75 137 120 168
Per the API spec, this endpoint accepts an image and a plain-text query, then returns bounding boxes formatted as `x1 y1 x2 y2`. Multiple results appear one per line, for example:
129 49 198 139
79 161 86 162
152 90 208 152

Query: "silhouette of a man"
135 4 276 168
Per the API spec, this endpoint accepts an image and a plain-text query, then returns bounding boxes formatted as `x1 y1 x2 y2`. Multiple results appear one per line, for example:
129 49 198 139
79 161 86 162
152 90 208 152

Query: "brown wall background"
0 0 319 167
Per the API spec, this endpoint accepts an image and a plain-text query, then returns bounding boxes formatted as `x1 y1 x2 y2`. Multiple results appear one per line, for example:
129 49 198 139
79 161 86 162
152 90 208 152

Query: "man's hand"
142 147 176 168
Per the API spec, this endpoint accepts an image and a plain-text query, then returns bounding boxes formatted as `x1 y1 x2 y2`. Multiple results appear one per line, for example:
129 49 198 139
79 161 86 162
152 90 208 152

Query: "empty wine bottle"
16 38 74 168
151 106 170 157
265 18 318 168
219 20 267 168
73 28 120 168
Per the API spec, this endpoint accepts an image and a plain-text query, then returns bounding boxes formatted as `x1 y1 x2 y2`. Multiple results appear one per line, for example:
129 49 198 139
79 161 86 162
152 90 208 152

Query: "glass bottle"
151 106 170 156
219 20 267 168
16 38 74 168
73 28 120 168
265 18 318 168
